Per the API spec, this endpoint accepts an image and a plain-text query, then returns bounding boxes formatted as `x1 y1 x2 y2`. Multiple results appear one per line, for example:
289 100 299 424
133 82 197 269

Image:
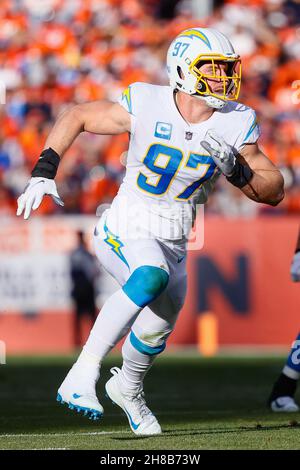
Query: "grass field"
0 353 299 450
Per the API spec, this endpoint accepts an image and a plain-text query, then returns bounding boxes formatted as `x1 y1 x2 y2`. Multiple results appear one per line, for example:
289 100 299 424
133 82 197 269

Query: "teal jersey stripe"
244 115 258 143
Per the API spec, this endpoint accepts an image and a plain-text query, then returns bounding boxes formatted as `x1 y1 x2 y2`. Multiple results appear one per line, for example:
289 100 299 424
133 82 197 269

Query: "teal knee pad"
122 265 169 308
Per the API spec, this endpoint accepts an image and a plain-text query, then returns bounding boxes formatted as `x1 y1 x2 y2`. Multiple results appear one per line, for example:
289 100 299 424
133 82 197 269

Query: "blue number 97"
172 42 190 57
137 144 183 195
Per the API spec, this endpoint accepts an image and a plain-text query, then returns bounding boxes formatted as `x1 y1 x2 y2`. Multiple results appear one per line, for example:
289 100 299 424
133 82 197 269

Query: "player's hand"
16 177 64 220
291 251 300 282
201 130 236 177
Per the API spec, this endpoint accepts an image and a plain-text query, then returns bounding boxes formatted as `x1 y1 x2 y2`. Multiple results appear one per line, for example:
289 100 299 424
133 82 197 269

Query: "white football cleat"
105 367 162 435
270 396 299 412
57 365 103 421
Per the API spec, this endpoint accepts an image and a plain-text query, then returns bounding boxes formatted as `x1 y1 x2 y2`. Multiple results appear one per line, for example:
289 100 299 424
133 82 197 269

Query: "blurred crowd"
0 0 299 218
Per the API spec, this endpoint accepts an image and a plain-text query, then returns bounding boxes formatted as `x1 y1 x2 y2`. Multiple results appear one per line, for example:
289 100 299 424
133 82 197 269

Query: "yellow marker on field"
197 312 218 356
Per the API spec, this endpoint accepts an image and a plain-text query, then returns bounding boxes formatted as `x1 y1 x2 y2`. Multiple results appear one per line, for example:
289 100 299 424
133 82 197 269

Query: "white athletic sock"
83 288 142 362
118 333 156 394
73 348 101 381
61 349 100 395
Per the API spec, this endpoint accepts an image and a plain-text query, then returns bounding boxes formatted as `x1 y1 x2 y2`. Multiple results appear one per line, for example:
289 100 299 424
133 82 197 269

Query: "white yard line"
0 430 131 438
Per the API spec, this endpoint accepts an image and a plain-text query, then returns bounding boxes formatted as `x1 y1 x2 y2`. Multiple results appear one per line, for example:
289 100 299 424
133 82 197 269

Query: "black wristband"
226 160 253 188
31 147 60 179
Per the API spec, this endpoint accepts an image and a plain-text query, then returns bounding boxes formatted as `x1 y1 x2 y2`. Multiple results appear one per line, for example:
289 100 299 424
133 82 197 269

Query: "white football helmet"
166 28 241 109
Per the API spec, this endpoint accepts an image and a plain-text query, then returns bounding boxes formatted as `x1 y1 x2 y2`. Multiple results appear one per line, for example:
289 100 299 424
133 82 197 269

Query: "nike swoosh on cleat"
72 393 82 399
124 409 141 430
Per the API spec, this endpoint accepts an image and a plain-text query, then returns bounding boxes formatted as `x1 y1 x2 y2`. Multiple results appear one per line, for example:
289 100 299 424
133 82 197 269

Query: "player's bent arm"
237 143 284 206
45 100 131 157
16 101 131 219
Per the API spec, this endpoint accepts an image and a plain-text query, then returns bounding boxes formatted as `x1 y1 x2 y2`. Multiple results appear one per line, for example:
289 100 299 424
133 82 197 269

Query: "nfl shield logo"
185 131 193 140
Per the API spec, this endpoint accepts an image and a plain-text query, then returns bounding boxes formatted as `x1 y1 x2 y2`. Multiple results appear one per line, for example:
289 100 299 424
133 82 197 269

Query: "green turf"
0 354 300 450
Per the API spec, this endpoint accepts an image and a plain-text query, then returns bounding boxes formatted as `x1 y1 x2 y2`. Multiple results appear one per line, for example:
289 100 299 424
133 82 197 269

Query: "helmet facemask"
190 55 242 102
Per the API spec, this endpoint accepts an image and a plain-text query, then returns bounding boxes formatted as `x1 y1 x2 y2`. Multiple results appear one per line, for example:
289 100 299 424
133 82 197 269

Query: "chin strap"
201 95 227 109
190 92 227 109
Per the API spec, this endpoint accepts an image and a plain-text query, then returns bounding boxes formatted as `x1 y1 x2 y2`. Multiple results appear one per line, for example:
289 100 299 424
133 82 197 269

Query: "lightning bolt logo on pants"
103 222 130 269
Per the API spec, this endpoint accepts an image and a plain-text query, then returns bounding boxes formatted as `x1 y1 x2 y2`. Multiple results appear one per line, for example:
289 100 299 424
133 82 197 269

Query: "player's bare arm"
45 100 131 157
237 142 284 206
16 101 131 219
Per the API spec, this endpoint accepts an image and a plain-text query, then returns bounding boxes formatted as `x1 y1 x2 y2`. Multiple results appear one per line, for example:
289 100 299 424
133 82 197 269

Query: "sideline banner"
174 216 300 347
0 216 97 311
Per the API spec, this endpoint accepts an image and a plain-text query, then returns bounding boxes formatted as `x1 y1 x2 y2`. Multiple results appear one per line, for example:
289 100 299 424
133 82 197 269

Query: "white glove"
291 251 300 282
16 177 64 220
201 129 236 177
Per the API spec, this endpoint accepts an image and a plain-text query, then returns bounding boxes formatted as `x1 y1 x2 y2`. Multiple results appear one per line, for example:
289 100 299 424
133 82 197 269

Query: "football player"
17 28 284 435
268 228 300 412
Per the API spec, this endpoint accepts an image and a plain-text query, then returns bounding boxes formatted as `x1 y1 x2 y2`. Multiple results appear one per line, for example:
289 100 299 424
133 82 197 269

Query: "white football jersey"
105 82 260 245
